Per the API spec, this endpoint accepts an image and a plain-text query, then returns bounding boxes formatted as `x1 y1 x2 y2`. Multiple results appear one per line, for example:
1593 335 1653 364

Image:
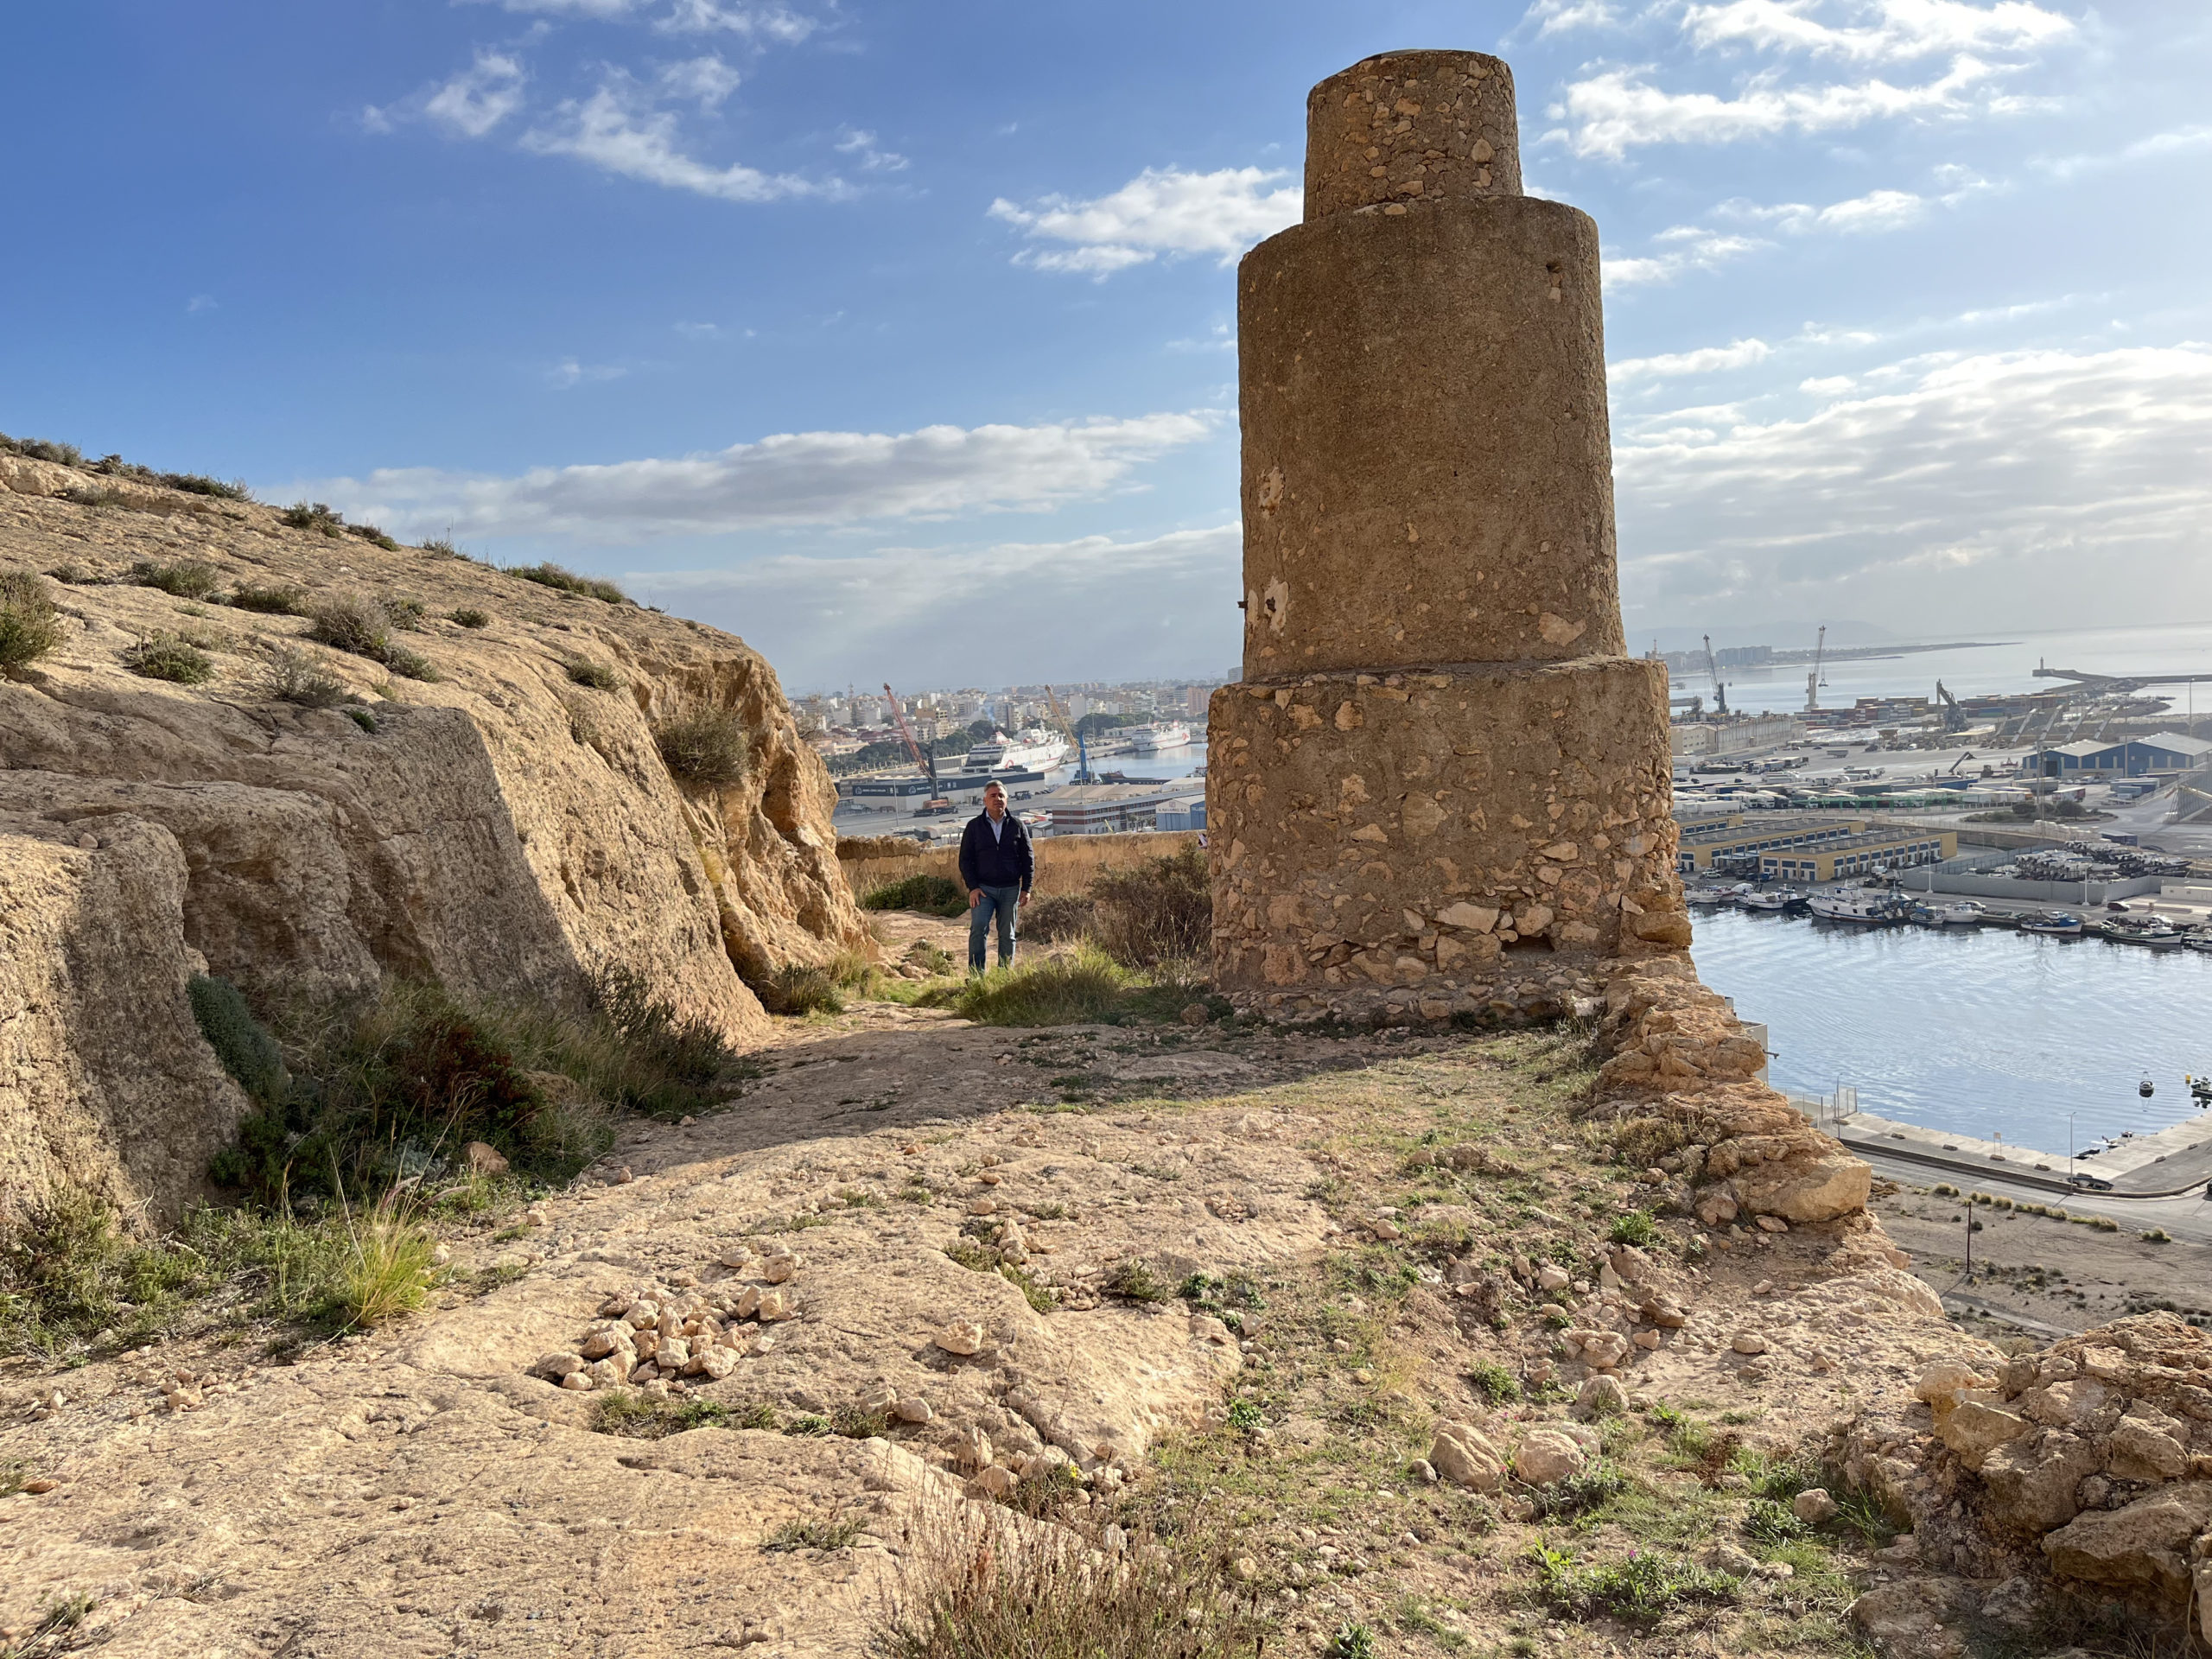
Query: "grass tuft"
131 558 222 599
450 607 490 629
229 582 306 614
766 1515 866 1552
510 562 628 604
281 501 346 536
758 963 844 1016
929 948 1134 1027
1534 1541 1738 1625
863 874 969 918
566 659 621 691
1089 842 1211 969
257 646 353 709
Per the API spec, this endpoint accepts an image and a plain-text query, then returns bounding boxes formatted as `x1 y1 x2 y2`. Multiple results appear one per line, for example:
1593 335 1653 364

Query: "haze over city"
5 0 2209 690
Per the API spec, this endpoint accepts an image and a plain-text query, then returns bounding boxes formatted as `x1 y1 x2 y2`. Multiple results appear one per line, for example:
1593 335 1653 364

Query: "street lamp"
2069 1112 2078 1179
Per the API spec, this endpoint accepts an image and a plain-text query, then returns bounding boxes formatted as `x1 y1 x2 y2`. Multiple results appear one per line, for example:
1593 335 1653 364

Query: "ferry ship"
1128 721 1192 755
958 728 1071 774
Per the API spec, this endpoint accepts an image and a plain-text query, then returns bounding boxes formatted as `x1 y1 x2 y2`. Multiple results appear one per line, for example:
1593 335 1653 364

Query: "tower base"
1205 658 1689 1007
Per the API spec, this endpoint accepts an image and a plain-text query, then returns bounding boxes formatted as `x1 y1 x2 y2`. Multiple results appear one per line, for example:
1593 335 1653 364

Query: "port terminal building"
1677 815 1956 880
2029 733 2212 778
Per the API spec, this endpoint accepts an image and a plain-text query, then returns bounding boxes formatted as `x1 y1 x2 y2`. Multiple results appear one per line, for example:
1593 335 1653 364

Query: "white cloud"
989 167 1302 277
633 524 1243 689
658 54 741 109
1731 186 1930 232
1605 227 1768 288
1610 337 1774 381
1680 0 2075 63
655 1 816 41
546 359 628 389
1800 373 1859 393
522 76 827 201
185 295 218 315
1554 55 1997 156
834 128 909 172
366 49 529 139
1616 345 2212 619
296 411 1217 541
1522 0 1624 34
474 0 640 14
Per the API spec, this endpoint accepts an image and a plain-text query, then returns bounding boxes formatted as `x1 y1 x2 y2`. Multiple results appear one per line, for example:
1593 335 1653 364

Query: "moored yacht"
1128 721 1192 755
1808 889 1910 924
960 728 1071 774
2018 911 2084 936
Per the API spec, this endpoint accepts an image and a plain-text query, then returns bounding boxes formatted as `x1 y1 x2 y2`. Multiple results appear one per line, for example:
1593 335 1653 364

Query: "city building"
1044 784 1191 834
1758 827 1955 882
1676 814 1869 873
2030 733 2212 777
1154 797 1206 833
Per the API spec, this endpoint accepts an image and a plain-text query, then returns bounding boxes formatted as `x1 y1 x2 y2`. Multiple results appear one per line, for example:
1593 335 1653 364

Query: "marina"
1691 901 2212 1156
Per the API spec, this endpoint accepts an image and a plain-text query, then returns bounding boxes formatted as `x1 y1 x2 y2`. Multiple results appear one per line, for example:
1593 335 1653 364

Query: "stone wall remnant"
1208 49 1688 1017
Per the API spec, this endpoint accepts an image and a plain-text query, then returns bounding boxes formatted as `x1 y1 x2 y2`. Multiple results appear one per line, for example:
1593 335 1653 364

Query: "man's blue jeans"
969 886 1021 972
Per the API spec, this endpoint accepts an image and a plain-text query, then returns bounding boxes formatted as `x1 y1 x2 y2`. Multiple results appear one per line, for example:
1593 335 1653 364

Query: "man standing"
957 780 1033 973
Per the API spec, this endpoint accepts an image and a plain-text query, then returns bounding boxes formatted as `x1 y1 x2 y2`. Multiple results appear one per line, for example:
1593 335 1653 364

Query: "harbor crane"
1805 625 1827 713
1041 683 1096 783
1702 634 1729 717
881 683 950 813
1936 679 1967 734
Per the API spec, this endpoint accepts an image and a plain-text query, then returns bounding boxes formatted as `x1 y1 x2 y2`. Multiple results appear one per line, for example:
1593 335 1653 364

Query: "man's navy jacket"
957 811 1034 893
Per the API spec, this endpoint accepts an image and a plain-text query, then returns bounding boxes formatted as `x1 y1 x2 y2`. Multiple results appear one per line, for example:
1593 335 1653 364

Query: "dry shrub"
125 633 217 683
653 706 749 786
758 963 844 1016
130 558 221 598
257 647 353 709
1024 893 1096 942
308 594 392 658
1613 1115 1689 1168
0 569 62 677
880 1504 1266 1659
1089 843 1211 969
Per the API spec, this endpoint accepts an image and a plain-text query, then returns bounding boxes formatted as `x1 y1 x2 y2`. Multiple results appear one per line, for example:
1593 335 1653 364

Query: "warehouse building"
2031 733 2212 777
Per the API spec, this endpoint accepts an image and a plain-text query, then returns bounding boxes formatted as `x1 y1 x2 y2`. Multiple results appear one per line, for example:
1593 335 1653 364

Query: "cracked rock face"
0 467 869 1224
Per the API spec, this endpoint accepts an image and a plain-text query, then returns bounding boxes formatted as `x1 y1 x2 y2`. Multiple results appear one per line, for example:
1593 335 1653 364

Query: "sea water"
1692 906 2212 1154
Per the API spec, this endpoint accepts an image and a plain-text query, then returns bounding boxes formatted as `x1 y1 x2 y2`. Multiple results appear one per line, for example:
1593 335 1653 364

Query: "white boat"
1738 887 1804 912
1128 721 1192 755
1912 899 1988 926
1808 889 1907 924
960 728 1071 773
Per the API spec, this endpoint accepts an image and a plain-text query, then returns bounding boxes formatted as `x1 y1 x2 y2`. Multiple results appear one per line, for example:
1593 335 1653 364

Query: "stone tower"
1206 49 1689 1017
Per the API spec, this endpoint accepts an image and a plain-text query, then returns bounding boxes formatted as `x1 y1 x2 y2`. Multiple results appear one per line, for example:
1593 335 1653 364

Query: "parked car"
2067 1173 2115 1191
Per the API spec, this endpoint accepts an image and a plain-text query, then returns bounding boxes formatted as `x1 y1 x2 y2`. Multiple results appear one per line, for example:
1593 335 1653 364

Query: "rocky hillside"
0 454 869 1229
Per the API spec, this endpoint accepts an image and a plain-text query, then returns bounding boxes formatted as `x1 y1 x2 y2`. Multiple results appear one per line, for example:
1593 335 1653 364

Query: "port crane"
881 683 950 814
1702 634 1729 717
1041 684 1096 783
1805 626 1826 714
1935 679 1967 734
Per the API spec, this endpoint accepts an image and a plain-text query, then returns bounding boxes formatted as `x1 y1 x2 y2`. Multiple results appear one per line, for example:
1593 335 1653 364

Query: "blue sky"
4 1 2209 692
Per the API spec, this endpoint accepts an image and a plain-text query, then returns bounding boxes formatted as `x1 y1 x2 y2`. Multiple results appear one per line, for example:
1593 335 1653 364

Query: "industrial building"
1676 815 1871 873
1041 783 1193 834
1758 827 1955 882
2030 733 2212 777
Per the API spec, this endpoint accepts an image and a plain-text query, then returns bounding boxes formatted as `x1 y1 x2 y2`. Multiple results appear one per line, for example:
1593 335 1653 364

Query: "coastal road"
1856 1147 2212 1247
1834 1129 2212 1200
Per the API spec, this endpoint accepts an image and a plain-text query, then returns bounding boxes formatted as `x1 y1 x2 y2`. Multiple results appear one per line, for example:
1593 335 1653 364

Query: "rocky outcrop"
0 464 869 1226
1836 1315 2212 1652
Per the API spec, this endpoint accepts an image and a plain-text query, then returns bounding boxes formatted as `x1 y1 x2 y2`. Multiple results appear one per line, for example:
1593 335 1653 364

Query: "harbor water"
1692 906 2212 1157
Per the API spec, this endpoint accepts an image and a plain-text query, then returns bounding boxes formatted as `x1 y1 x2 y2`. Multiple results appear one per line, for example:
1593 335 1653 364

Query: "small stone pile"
531 1243 804 1392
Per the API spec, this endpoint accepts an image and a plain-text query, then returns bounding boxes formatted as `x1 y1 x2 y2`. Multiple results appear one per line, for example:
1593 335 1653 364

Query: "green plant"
257 646 353 709
188 975 288 1104
1742 1497 1809 1547
1608 1210 1660 1248
337 1198 438 1328
2 1591 99 1656
1529 1459 1627 1519
863 874 969 918
382 645 441 682
346 708 378 733
1469 1360 1523 1404
1534 1542 1737 1625
0 569 63 676
1 433 85 466
1104 1259 1174 1302
383 597 427 630
126 633 217 683
450 607 489 628
766 1515 865 1552
649 706 749 788
157 471 250 500
2144 1229 2173 1243
130 558 222 599
1088 843 1211 969
584 963 737 1117
932 949 1134 1027
509 562 628 604
567 659 621 691
594 1391 735 1439
282 501 346 535
348 523 401 550
422 537 464 558
1827 1484 1897 1548
880 1504 1265 1659
1226 1398 1263 1433
1322 1622 1376 1659
228 582 306 614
